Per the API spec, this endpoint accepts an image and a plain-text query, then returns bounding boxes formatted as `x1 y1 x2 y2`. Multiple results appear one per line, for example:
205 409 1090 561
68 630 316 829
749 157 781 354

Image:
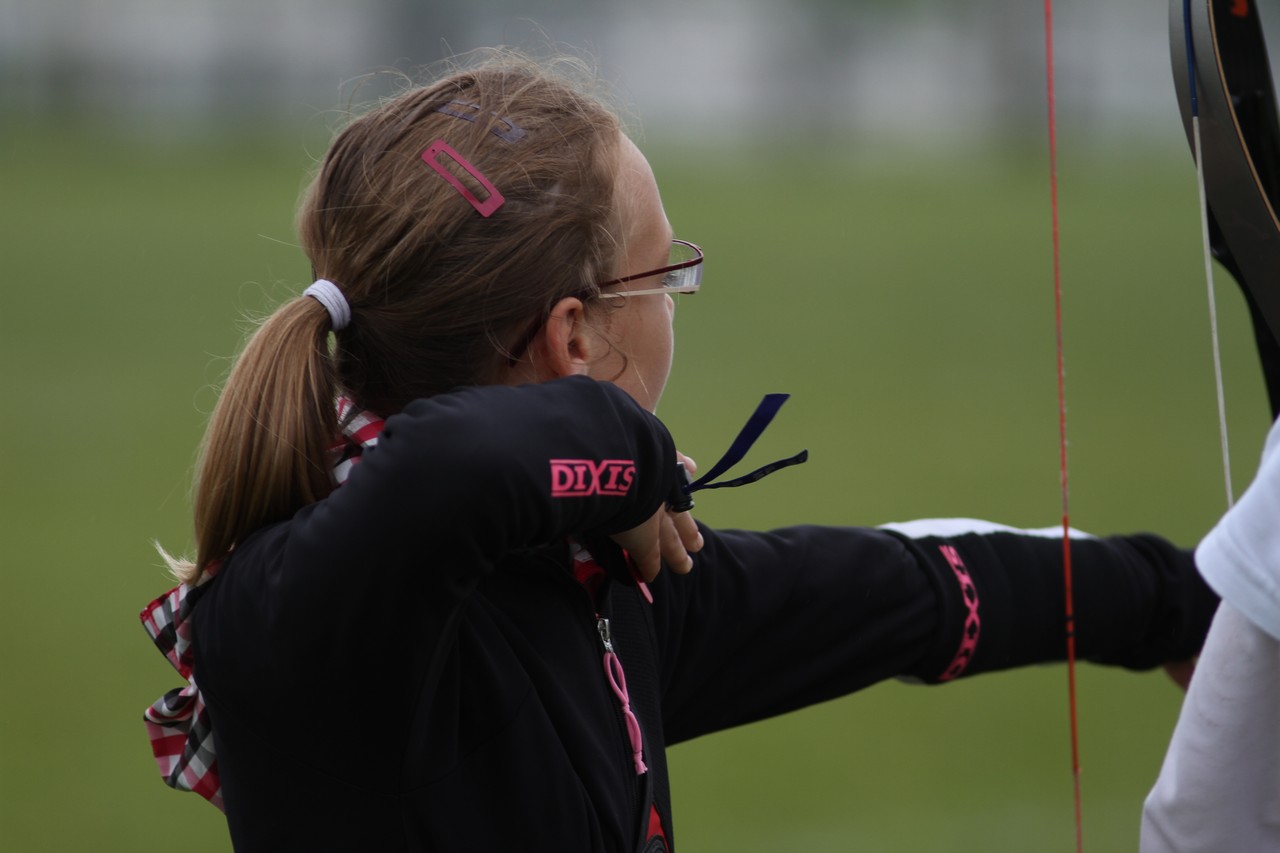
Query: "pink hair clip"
420 139 505 218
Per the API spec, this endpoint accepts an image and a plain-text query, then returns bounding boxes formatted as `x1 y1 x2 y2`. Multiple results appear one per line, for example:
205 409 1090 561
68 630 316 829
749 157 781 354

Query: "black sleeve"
209 376 675 664
650 522 1216 745
884 527 1217 677
289 375 675 585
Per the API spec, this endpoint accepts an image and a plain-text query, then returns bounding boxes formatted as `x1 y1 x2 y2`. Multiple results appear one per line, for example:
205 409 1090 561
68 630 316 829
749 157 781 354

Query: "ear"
531 296 608 379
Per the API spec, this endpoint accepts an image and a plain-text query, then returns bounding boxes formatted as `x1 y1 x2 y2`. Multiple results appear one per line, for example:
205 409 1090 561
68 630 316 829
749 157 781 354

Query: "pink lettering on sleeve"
549 460 637 497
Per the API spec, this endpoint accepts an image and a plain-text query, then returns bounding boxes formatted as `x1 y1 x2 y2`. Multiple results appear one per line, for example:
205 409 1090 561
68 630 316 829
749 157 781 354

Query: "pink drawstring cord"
603 650 647 775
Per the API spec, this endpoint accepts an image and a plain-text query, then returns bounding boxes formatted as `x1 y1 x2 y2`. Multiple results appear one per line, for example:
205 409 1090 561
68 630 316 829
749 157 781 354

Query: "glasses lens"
662 264 701 293
662 241 703 293
595 240 702 296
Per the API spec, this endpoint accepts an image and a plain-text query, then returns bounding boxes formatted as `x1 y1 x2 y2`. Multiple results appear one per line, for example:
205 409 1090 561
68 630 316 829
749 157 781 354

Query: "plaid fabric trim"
140 397 384 811
139 564 223 811
570 541 607 599
332 397 385 485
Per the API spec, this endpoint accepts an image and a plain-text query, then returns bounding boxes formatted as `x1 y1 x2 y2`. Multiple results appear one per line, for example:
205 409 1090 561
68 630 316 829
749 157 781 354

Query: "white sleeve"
1141 416 1280 852
1196 416 1280 640
1140 602 1280 852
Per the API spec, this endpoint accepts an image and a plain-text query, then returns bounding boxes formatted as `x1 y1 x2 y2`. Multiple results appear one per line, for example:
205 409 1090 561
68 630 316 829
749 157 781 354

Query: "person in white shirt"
1142 416 1280 852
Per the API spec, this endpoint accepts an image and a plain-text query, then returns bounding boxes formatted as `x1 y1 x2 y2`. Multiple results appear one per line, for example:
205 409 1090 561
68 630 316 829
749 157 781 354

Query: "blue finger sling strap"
668 393 808 512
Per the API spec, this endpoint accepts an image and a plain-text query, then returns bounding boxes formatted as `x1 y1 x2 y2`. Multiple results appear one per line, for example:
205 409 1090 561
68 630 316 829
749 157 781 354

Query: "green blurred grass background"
1 123 1268 851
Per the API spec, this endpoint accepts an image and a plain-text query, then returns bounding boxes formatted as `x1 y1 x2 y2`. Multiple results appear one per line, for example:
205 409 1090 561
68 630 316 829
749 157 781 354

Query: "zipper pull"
597 614 647 776
596 616 614 653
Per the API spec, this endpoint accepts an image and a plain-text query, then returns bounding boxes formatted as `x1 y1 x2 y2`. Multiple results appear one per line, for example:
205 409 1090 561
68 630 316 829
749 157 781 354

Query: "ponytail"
170 297 338 585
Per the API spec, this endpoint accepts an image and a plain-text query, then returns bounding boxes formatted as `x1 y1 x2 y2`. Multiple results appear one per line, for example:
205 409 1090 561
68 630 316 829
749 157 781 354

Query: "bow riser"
1170 0 1280 416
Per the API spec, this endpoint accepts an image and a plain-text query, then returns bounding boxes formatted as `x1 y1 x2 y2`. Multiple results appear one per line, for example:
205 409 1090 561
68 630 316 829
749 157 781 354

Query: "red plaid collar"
139 563 223 810
331 397 385 485
140 398 384 809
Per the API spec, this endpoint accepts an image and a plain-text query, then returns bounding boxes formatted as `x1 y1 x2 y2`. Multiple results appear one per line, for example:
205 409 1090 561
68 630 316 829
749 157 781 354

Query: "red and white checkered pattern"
140 565 223 811
331 397 385 485
140 398 386 809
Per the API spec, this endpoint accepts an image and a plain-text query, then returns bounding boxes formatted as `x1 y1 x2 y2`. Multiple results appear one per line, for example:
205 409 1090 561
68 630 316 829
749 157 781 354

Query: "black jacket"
188 377 1215 851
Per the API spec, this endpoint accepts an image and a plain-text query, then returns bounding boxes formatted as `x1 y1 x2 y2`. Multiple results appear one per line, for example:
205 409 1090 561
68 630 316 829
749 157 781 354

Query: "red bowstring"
1043 1 1083 851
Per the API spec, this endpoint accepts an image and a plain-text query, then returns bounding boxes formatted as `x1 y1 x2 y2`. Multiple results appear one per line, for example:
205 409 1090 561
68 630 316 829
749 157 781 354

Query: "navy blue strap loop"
667 393 807 512
692 449 809 492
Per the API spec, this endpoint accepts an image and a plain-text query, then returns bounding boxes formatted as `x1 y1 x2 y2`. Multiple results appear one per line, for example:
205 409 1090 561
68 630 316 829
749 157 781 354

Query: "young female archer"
140 51 1217 852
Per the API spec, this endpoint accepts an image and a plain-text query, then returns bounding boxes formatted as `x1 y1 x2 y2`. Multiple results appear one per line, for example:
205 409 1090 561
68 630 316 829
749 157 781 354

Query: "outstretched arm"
650 519 1216 744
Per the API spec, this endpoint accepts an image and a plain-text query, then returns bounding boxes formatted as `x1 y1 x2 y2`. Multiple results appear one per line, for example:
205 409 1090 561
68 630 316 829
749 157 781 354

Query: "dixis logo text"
550 459 636 497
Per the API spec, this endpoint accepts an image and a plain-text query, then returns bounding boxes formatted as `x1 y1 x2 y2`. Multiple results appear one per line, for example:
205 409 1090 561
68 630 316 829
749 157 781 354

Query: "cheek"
664 306 676 363
650 300 676 379
652 297 675 359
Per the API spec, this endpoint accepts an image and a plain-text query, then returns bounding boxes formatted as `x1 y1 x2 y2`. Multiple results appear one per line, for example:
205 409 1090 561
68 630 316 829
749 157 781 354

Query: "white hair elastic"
303 279 351 331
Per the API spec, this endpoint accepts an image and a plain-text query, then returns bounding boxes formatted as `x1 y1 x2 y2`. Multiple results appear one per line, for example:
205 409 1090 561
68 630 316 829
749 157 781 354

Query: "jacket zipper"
599 613 667 852
539 550 652 839
597 615 648 777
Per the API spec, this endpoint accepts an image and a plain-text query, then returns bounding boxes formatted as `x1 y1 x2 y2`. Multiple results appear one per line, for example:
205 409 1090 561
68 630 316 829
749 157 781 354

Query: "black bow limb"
1170 0 1280 418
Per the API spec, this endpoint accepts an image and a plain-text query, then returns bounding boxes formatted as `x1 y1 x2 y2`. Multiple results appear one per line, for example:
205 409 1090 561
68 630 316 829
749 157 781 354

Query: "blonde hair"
170 52 625 584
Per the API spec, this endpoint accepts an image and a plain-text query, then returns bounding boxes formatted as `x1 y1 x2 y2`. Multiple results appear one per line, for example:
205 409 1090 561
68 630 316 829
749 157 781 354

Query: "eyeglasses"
503 239 703 363
595 239 704 298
